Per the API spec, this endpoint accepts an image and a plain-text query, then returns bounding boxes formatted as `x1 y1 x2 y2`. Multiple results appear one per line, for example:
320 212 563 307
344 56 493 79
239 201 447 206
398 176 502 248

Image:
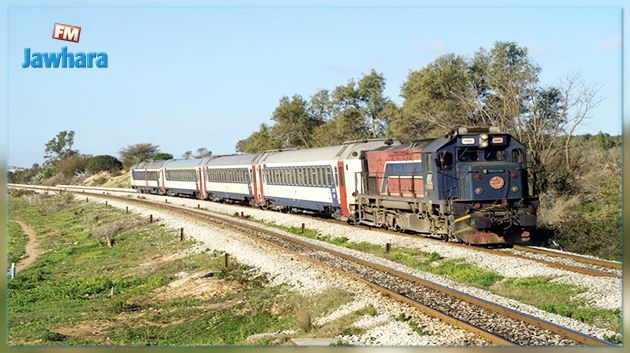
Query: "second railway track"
10 184 616 346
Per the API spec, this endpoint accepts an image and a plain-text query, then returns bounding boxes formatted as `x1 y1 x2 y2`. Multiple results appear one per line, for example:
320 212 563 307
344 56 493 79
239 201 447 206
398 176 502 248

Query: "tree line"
8 130 213 184
236 41 602 196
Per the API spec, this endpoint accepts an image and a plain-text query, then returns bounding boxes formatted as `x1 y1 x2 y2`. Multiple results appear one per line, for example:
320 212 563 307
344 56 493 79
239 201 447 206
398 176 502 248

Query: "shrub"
153 153 173 160
56 154 90 177
86 155 122 174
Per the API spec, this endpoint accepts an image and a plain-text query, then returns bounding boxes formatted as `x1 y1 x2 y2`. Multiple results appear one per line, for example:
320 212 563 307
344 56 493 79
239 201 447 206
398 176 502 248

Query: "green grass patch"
7 194 360 345
491 277 621 334
8 221 28 264
258 219 620 335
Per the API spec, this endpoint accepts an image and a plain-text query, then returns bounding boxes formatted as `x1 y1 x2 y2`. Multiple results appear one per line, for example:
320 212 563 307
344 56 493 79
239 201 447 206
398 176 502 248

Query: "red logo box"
52 23 81 43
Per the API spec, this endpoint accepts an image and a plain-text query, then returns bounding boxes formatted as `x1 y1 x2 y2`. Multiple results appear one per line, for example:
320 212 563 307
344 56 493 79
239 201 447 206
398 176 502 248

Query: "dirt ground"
13 220 42 273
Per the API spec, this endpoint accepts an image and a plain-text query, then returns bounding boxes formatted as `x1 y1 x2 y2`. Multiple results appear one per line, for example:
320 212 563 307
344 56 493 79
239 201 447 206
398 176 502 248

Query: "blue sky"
2 1 624 167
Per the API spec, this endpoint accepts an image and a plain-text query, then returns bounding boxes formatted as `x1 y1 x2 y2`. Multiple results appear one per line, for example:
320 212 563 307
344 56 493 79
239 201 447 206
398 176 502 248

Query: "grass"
7 193 362 345
491 277 621 334
258 219 621 337
8 221 28 264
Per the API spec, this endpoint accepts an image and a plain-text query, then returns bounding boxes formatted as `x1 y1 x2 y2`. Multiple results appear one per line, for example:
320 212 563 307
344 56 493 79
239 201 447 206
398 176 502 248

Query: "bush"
153 153 173 160
56 155 90 177
86 155 122 174
553 207 621 260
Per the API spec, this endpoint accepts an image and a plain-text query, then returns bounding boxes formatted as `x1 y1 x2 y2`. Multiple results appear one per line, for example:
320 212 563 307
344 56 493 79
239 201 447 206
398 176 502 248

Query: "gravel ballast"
124 190 621 312
83 194 484 346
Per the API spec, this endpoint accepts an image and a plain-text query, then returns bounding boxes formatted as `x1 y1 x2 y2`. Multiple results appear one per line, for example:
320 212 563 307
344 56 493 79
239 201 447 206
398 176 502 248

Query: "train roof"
205 153 259 166
258 139 400 164
131 160 169 170
163 159 205 168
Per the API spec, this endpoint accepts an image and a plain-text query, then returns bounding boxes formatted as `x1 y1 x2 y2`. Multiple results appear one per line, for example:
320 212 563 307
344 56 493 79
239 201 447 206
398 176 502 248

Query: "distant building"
8 166 26 173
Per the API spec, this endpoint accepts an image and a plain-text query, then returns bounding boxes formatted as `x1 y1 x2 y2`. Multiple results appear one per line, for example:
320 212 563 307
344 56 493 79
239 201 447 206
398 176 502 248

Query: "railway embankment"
7 189 481 346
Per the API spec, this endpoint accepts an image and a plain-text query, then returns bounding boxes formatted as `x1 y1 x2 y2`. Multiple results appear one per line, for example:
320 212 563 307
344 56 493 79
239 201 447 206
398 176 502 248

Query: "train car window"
314 167 318 186
457 149 479 162
297 168 304 185
289 168 295 185
309 167 313 186
437 152 453 170
304 168 310 186
325 168 332 186
316 167 322 186
425 153 433 172
309 167 314 186
279 168 285 185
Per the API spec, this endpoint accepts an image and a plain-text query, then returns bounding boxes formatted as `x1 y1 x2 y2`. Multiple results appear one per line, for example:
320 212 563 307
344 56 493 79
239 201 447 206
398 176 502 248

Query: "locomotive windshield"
457 147 507 162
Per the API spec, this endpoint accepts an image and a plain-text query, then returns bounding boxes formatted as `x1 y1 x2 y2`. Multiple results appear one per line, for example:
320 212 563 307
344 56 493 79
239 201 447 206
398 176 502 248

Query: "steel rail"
512 245 621 270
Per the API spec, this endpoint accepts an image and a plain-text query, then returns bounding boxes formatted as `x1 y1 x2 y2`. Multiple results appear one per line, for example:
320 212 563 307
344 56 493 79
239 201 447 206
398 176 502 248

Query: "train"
130 127 538 244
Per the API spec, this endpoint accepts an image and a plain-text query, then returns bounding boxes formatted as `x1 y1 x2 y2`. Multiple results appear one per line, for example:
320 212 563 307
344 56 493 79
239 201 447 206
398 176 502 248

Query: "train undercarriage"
352 194 538 244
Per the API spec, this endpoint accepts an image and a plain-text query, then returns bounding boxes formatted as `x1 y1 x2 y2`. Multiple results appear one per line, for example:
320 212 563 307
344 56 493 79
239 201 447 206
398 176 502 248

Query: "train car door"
250 165 259 205
257 165 265 205
336 161 350 217
196 166 206 199
160 168 167 194
436 149 457 199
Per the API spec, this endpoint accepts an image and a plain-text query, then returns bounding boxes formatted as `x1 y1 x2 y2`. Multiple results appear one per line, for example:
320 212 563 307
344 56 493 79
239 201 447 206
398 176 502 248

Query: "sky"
2 1 624 167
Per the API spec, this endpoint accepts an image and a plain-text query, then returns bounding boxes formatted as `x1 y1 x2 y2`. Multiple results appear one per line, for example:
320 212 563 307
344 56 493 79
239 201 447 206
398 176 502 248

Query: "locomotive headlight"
480 140 489 148
475 187 484 195
480 133 489 141
511 185 519 192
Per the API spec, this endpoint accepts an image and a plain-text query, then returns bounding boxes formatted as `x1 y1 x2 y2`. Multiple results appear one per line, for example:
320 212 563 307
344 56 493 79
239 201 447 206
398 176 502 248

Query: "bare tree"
559 72 603 169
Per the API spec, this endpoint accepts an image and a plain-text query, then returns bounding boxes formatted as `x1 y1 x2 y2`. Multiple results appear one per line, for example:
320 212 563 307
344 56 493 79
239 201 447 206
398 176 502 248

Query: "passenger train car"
130 127 538 244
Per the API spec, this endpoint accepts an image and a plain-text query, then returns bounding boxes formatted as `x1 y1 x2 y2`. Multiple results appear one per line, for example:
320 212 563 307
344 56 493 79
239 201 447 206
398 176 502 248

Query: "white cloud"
594 34 621 50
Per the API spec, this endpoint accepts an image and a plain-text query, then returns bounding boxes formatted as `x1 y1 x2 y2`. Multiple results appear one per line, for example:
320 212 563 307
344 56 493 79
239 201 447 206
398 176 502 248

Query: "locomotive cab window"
437 152 453 170
457 148 480 162
484 148 506 161
511 148 524 165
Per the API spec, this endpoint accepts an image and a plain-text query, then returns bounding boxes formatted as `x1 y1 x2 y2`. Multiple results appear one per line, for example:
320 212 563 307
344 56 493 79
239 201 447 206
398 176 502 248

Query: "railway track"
9 184 616 346
12 183 621 278
511 245 621 271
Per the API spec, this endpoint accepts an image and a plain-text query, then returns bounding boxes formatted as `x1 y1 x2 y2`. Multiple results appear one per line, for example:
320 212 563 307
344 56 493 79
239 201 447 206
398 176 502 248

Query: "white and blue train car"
130 160 169 194
162 157 214 198
203 154 258 204
256 139 396 219
257 146 341 216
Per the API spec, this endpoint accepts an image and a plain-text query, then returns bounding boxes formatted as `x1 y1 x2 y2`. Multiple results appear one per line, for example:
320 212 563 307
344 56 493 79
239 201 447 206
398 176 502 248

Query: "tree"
56 154 90 177
312 108 369 147
395 41 598 194
86 155 123 173
181 151 193 159
395 54 473 141
153 153 173 160
119 143 160 168
357 70 394 138
45 130 77 162
271 95 323 148
193 148 212 158
236 124 283 153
